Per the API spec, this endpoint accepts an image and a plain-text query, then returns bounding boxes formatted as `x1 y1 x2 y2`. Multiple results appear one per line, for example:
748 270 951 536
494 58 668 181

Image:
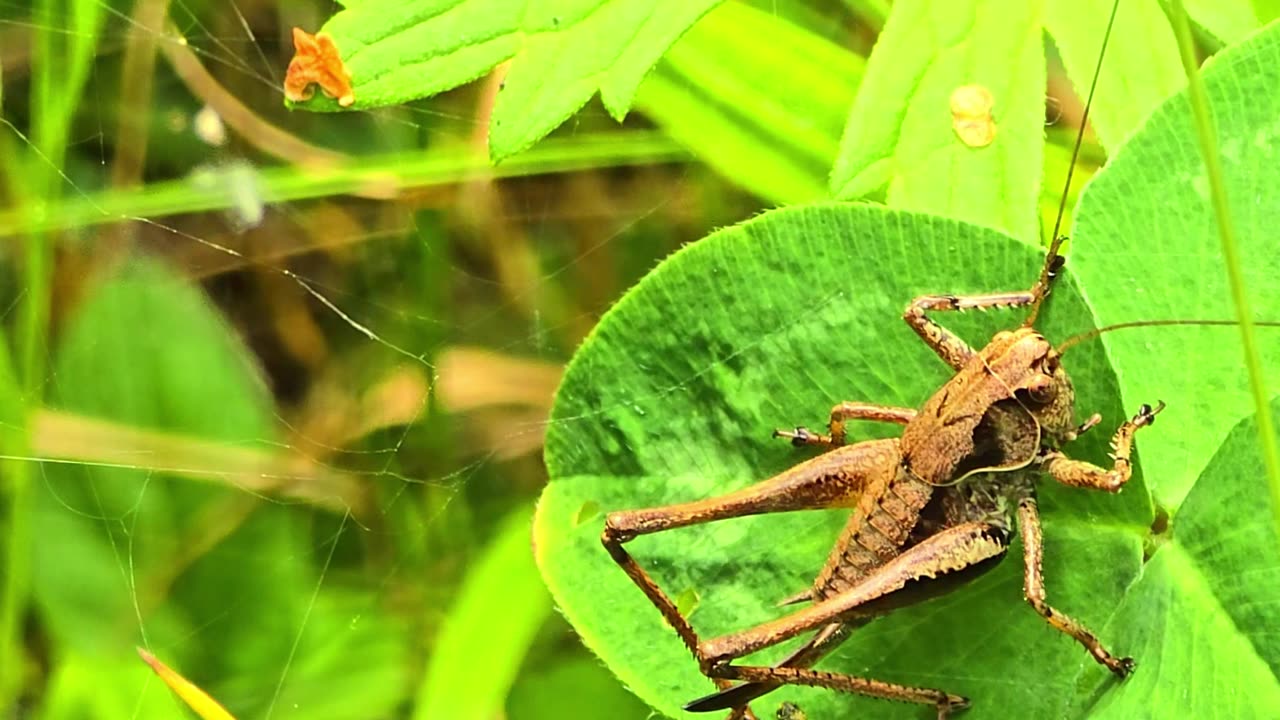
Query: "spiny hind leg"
602 441 901 716
705 665 968 720
686 523 1008 718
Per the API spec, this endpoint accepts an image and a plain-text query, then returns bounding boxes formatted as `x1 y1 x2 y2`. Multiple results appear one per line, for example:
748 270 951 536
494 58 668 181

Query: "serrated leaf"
1070 20 1280 509
307 0 720 160
535 204 1154 719
829 0 1046 243
1044 0 1184 151
634 1 863 203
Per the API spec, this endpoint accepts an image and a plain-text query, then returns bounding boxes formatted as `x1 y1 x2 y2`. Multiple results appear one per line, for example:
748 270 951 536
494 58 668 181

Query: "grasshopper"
601 259 1162 719
598 4 1168 719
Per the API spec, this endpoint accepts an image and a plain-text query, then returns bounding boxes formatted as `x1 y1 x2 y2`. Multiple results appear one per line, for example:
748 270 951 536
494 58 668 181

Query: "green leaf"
309 0 721 160
37 650 185 720
34 259 276 653
412 506 553 720
1183 0 1261 44
1044 0 1184 152
536 11 1280 720
829 0 1046 243
1076 399 1280 718
1069 19 1280 509
51 261 273 441
213 589 410 720
535 203 1152 719
33 261 412 719
634 1 864 203
507 653 653 720
1252 0 1280 27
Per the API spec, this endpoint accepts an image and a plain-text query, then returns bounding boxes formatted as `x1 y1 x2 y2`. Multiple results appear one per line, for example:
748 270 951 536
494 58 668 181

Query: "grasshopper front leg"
903 237 1067 371
1041 402 1164 492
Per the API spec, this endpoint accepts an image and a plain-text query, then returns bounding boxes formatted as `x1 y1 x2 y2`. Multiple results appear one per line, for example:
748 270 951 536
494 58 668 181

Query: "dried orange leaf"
284 28 354 107
137 648 238 720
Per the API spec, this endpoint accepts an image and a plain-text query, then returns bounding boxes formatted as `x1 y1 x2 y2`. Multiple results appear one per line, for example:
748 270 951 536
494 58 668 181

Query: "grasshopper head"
1009 334 1077 447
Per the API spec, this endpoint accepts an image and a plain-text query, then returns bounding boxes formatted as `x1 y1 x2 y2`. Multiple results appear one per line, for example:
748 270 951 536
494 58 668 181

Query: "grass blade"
1168 0 1280 533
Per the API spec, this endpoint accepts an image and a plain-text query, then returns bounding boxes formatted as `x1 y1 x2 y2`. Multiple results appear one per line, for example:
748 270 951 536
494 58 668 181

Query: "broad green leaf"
412 506 553 720
1075 400 1280 718
1044 0 1184 151
1070 19 1280 509
212 589 410 720
535 8 1280 720
1253 0 1280 26
1184 0 1261 43
536 204 1152 719
308 0 720 160
507 653 652 720
830 0 1046 243
634 1 864 203
35 259 276 653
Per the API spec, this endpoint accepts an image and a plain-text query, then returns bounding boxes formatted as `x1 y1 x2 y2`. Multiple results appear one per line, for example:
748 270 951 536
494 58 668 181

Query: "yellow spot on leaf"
950 84 996 148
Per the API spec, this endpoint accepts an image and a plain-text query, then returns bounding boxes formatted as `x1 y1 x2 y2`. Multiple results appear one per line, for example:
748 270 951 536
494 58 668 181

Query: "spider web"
0 2 766 718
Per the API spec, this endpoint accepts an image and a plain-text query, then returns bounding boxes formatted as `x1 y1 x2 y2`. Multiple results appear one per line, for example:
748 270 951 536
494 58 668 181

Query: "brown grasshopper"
598 4 1163 719
601 263 1162 719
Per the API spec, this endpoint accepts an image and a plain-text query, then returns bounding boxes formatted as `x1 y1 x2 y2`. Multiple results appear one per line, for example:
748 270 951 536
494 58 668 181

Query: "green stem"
0 132 689 239
0 0 69 704
1169 1 1280 532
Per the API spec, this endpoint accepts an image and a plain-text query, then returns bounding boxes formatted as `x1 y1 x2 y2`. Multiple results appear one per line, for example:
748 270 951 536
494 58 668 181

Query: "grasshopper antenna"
1058 319 1280 354
1025 0 1123 327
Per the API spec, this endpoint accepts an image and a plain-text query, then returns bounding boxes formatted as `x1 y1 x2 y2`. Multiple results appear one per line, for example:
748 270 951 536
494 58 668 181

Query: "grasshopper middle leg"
1016 497 1134 677
774 401 917 448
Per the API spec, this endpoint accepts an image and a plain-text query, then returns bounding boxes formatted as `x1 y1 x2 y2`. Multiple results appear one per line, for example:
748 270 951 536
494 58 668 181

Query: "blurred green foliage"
0 1 1274 720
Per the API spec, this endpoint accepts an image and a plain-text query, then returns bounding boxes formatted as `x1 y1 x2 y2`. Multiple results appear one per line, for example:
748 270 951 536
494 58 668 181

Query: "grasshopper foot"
1132 401 1165 427
1108 655 1136 678
1074 413 1102 437
772 427 831 447
937 694 971 719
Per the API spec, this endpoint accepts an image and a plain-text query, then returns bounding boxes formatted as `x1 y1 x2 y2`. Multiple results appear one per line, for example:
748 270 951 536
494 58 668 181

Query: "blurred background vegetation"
0 0 1116 718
